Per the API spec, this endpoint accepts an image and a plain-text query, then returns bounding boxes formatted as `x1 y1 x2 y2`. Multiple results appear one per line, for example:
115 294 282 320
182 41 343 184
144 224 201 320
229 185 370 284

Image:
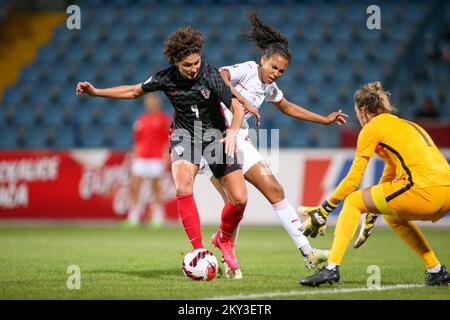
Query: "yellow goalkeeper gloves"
354 212 379 248
298 199 338 238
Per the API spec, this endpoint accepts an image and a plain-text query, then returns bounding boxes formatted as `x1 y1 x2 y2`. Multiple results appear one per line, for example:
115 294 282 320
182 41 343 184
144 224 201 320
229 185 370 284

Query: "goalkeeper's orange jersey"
332 113 450 201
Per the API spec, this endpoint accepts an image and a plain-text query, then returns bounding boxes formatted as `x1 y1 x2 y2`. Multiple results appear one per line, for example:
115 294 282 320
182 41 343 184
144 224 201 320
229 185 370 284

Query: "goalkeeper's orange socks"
328 190 367 265
383 215 440 269
273 198 313 256
176 194 204 249
219 202 245 241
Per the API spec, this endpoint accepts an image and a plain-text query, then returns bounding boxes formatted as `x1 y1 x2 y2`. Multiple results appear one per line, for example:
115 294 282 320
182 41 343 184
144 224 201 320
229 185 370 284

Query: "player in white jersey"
200 10 348 279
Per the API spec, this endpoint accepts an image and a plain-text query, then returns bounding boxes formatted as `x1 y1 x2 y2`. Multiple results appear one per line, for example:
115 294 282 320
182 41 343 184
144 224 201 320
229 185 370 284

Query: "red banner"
0 150 178 220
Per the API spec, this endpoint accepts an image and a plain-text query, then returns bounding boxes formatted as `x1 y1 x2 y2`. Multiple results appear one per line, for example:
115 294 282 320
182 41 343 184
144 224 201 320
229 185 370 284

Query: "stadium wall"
0 149 449 225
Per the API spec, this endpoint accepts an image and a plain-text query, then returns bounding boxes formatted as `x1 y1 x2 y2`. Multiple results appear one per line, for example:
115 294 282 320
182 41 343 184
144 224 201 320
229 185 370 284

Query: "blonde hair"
354 81 398 114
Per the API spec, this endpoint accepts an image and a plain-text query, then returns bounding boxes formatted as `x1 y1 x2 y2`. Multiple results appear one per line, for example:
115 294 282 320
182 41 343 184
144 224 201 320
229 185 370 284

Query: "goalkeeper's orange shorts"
370 180 450 222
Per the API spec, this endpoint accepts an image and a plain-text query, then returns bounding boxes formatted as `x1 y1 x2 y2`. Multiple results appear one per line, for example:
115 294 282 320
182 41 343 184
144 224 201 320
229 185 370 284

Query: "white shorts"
131 158 165 178
199 138 264 179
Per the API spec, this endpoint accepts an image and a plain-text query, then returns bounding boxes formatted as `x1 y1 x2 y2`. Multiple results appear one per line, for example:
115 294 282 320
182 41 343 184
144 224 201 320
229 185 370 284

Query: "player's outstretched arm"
76 81 145 99
276 98 348 125
219 70 261 126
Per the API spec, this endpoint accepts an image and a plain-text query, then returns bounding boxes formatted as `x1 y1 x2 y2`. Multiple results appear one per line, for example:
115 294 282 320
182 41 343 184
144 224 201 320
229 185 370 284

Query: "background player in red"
123 93 171 228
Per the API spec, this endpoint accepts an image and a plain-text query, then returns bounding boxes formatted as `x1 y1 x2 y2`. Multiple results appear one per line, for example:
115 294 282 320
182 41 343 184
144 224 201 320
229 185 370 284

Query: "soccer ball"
182 248 218 281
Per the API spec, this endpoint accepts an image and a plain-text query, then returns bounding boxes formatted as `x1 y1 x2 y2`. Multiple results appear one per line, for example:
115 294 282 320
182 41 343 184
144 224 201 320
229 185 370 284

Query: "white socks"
129 203 165 226
325 263 338 270
151 203 164 225
272 198 313 257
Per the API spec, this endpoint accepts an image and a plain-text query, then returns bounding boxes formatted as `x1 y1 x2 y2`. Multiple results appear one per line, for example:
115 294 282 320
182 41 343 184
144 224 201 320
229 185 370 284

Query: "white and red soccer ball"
182 248 218 281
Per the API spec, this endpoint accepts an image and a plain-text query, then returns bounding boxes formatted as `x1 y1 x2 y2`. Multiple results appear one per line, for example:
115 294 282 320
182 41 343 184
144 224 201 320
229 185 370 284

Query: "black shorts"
169 135 241 179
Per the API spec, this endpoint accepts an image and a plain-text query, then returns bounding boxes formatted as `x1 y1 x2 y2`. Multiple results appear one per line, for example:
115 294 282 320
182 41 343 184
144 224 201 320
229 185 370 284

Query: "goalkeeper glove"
298 199 338 238
354 212 379 248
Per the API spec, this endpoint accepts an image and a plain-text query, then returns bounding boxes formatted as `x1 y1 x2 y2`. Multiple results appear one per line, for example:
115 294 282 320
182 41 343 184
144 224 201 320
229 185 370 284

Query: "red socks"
219 202 245 241
176 194 204 249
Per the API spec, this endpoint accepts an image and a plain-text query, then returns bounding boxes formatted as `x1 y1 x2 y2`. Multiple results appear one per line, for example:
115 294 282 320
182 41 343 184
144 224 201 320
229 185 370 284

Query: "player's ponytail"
354 81 398 114
243 10 291 61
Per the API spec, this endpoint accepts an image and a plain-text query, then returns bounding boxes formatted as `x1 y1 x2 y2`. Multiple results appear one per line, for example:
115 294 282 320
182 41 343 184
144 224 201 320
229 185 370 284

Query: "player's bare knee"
174 179 194 195
175 188 192 196
232 200 247 209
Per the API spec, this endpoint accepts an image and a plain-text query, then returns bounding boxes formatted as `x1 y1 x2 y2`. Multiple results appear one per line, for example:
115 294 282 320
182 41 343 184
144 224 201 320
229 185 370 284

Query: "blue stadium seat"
333 23 351 42
42 105 65 127
46 126 74 149
317 5 337 24
304 23 322 42
0 128 16 149
319 43 338 63
78 125 104 148
347 44 365 62
388 23 410 43
290 5 309 25
24 126 47 149
362 64 383 83
13 105 35 127
1 87 20 106
49 67 68 85
346 5 365 24
17 65 40 84
303 62 322 83
112 125 133 149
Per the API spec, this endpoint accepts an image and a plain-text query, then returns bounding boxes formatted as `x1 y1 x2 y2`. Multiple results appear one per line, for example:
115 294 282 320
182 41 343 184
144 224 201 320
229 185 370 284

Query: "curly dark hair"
242 10 291 61
163 27 204 65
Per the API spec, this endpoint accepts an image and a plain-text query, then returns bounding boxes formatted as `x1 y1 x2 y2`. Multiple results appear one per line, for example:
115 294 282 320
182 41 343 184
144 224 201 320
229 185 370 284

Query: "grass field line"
205 284 425 300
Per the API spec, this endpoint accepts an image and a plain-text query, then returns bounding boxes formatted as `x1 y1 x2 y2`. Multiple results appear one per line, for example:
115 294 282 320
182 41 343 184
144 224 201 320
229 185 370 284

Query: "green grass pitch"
0 223 449 300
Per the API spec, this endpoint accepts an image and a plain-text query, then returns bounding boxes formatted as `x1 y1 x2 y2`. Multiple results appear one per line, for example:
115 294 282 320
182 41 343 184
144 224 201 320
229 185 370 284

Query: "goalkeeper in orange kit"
298 81 450 287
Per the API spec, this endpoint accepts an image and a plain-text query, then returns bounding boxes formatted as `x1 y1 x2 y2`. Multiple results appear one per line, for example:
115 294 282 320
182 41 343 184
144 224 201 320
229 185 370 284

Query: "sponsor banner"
0 150 177 220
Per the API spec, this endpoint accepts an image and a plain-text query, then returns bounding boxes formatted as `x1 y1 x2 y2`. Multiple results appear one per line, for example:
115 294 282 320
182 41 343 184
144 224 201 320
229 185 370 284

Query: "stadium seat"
0 127 16 149
113 131 133 149
78 125 104 148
